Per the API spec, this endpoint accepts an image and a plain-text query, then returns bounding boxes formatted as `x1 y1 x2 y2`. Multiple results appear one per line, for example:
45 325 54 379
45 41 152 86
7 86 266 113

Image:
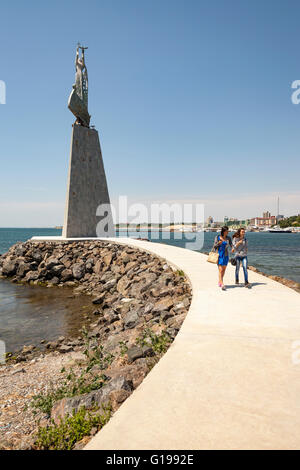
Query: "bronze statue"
68 44 91 127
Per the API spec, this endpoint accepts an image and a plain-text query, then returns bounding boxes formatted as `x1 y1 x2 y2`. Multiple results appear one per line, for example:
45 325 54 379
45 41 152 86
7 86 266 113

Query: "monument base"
63 124 115 238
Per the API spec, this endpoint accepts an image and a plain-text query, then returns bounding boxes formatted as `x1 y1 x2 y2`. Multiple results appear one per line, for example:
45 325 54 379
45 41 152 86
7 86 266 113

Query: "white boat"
268 227 292 233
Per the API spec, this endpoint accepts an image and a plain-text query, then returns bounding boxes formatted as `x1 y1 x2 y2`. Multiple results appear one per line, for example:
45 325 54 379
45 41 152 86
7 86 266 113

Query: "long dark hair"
221 226 229 237
233 227 245 238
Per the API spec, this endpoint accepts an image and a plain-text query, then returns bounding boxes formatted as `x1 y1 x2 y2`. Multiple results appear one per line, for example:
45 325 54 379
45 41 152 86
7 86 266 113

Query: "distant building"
250 211 277 227
225 218 239 227
239 219 250 226
206 216 214 225
277 214 285 221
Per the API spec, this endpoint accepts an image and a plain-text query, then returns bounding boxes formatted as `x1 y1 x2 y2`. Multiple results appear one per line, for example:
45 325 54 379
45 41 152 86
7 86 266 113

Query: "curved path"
33 236 300 449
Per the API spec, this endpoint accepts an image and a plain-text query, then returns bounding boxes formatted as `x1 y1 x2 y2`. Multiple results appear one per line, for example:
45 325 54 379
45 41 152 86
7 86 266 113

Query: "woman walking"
213 226 232 290
232 227 251 288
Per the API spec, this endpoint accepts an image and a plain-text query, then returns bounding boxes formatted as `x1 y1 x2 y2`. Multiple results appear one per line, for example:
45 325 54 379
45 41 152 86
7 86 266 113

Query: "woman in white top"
232 227 251 288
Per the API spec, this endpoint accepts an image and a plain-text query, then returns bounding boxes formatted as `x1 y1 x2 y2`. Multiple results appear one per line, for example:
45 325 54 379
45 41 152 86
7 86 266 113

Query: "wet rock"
92 293 106 305
51 264 65 276
22 345 35 355
61 256 72 269
46 341 59 350
31 250 43 262
85 262 93 273
45 257 60 270
65 281 77 287
58 345 73 354
25 271 39 282
61 269 73 282
93 309 102 316
72 263 85 280
28 261 39 271
14 244 26 257
48 276 60 285
2 259 16 276
16 262 30 278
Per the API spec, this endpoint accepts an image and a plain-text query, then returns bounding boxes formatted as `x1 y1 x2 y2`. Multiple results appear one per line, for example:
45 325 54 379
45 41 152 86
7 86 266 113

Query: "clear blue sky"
1 0 300 226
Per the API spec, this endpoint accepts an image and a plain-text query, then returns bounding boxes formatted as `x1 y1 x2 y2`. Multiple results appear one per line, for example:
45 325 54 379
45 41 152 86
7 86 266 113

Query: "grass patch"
35 405 111 450
175 269 185 277
119 341 129 356
136 328 171 355
31 331 115 416
31 371 107 416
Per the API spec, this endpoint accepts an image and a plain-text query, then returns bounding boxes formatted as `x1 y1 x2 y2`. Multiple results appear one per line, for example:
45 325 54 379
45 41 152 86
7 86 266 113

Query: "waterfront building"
250 211 277 227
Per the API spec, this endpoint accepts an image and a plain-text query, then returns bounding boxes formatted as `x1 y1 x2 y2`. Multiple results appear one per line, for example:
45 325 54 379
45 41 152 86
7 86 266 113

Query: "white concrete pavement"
32 236 300 449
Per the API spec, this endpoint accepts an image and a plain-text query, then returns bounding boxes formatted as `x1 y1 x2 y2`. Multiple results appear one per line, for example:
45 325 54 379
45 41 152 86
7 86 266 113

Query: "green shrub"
119 341 128 356
31 338 113 416
175 269 185 277
136 328 171 355
35 406 111 450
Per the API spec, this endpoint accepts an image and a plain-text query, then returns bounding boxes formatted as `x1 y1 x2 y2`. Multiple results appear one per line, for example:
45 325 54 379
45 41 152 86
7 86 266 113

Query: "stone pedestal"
63 124 115 238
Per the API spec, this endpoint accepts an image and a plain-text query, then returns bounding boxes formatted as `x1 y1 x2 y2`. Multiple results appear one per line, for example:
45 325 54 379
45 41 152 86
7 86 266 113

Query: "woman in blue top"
213 226 232 291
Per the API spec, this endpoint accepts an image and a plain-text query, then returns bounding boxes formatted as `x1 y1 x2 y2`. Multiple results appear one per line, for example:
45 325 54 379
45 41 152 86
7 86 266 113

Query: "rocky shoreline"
247 265 300 294
0 240 192 450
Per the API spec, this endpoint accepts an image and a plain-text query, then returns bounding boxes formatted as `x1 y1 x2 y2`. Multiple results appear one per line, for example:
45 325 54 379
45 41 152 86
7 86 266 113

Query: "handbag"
231 257 237 266
207 236 219 264
207 251 219 264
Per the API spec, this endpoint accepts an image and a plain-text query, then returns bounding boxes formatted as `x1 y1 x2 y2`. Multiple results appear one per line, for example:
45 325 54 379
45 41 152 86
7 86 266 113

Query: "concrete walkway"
34 237 300 449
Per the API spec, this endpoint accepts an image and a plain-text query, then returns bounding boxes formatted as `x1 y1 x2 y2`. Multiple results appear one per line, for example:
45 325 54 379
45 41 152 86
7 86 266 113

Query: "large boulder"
72 263 85 280
60 269 73 282
124 310 139 329
117 275 132 295
101 278 117 292
45 257 60 270
51 264 65 276
2 259 16 276
31 250 43 262
14 244 27 257
25 271 40 282
152 296 174 313
16 262 30 278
